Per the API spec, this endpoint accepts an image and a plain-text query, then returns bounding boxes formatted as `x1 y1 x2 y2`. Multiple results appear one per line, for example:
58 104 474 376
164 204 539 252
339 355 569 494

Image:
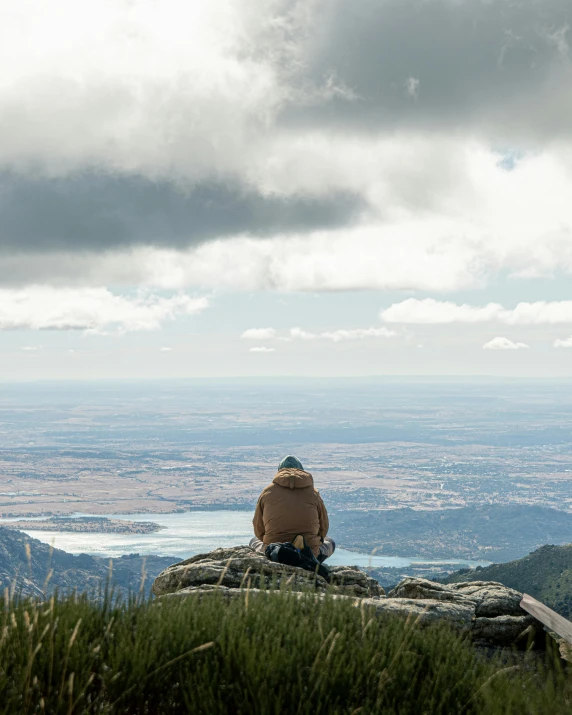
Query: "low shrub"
0 588 570 714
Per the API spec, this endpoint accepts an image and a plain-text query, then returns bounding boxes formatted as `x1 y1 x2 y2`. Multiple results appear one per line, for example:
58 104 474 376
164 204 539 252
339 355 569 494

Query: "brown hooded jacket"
252 467 329 556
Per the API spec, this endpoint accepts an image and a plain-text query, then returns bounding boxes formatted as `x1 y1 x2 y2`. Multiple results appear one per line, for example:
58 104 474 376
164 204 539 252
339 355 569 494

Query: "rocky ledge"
153 546 383 598
152 546 545 650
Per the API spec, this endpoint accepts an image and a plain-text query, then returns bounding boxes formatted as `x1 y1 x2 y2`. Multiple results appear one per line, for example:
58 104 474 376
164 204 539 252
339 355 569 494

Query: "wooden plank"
520 593 572 645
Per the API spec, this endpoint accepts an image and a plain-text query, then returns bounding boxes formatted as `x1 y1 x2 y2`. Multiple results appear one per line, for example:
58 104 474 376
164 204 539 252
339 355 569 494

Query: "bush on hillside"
0 587 570 714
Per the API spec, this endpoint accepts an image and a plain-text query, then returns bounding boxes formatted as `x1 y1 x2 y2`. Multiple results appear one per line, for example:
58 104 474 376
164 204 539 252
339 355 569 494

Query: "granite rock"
361 597 476 630
388 578 524 617
152 546 384 599
152 548 545 650
387 577 540 647
472 615 538 647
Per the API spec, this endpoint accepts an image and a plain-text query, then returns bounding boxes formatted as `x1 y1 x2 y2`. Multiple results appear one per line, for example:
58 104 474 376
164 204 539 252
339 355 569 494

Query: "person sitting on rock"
249 455 336 563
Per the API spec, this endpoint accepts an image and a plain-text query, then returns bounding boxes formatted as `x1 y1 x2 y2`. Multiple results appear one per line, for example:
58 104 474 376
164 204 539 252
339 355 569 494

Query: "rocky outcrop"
386 578 539 647
361 597 476 631
152 546 383 598
152 547 547 650
388 578 524 617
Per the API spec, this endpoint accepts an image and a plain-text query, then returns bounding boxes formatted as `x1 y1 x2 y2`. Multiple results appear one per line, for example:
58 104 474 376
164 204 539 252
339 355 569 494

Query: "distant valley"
2 381 572 520
2 380 572 600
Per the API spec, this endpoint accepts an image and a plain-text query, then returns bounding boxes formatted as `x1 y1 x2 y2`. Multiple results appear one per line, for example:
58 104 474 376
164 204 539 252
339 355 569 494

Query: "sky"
2 0 572 379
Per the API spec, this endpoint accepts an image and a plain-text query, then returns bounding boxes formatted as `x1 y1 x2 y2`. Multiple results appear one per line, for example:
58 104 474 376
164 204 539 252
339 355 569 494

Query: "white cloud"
21 345 41 351
249 346 275 353
381 299 504 324
554 336 572 348
242 326 396 342
286 326 396 342
241 328 277 340
289 327 316 340
123 220 484 292
483 337 529 350
381 299 572 325
0 0 293 181
405 77 420 98
318 327 396 342
0 287 208 332
504 302 572 324
160 347 172 352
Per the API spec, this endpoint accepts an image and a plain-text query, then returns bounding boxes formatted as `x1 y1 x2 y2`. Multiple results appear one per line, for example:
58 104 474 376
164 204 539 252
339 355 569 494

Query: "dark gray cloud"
283 0 572 137
0 171 365 252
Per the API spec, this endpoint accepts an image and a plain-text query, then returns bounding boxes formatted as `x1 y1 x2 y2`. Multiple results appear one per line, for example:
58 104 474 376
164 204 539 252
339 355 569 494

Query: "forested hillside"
0 526 173 598
334 505 572 561
444 544 572 617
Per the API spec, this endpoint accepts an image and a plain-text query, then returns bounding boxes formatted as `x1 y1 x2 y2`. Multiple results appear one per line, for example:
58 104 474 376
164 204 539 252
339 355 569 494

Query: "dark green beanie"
278 455 304 471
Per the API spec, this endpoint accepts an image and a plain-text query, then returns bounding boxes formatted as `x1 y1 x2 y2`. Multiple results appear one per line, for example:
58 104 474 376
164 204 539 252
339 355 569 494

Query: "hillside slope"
0 526 174 597
443 543 572 617
333 504 572 561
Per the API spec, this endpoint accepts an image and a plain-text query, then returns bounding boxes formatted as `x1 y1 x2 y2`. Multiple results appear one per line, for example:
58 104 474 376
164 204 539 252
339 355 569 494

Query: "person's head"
278 455 304 471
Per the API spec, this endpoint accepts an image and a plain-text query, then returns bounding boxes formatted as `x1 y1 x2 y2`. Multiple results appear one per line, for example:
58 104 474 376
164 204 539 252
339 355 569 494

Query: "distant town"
1 380 571 564
3 516 162 534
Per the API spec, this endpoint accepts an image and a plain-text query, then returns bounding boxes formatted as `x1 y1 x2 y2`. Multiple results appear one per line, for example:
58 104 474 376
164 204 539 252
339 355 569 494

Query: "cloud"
317 327 396 342
0 0 293 180
21 345 41 351
287 326 396 341
289 327 316 340
483 337 529 350
554 336 572 348
1 0 570 189
381 299 572 325
160 347 172 352
3 137 572 293
241 328 277 340
0 172 363 253
286 0 572 140
0 287 208 332
1 0 572 297
242 326 397 342
405 77 420 99
249 346 275 353
381 299 504 324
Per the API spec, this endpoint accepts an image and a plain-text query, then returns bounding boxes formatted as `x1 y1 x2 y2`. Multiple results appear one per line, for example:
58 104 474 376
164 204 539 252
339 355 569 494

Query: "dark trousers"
249 536 336 562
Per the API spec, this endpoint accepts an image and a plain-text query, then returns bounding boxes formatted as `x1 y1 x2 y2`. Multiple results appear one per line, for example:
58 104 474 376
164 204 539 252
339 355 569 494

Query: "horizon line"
3 375 572 384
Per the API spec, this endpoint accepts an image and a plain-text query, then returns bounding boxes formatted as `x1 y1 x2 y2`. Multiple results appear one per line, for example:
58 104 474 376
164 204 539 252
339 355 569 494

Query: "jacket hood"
278 455 304 471
273 467 314 489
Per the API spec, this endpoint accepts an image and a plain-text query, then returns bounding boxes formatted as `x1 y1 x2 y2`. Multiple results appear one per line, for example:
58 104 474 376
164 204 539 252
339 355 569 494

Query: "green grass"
0 587 570 714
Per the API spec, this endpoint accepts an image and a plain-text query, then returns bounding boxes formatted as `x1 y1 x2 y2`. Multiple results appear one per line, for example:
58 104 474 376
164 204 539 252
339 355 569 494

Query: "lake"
1 511 490 569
